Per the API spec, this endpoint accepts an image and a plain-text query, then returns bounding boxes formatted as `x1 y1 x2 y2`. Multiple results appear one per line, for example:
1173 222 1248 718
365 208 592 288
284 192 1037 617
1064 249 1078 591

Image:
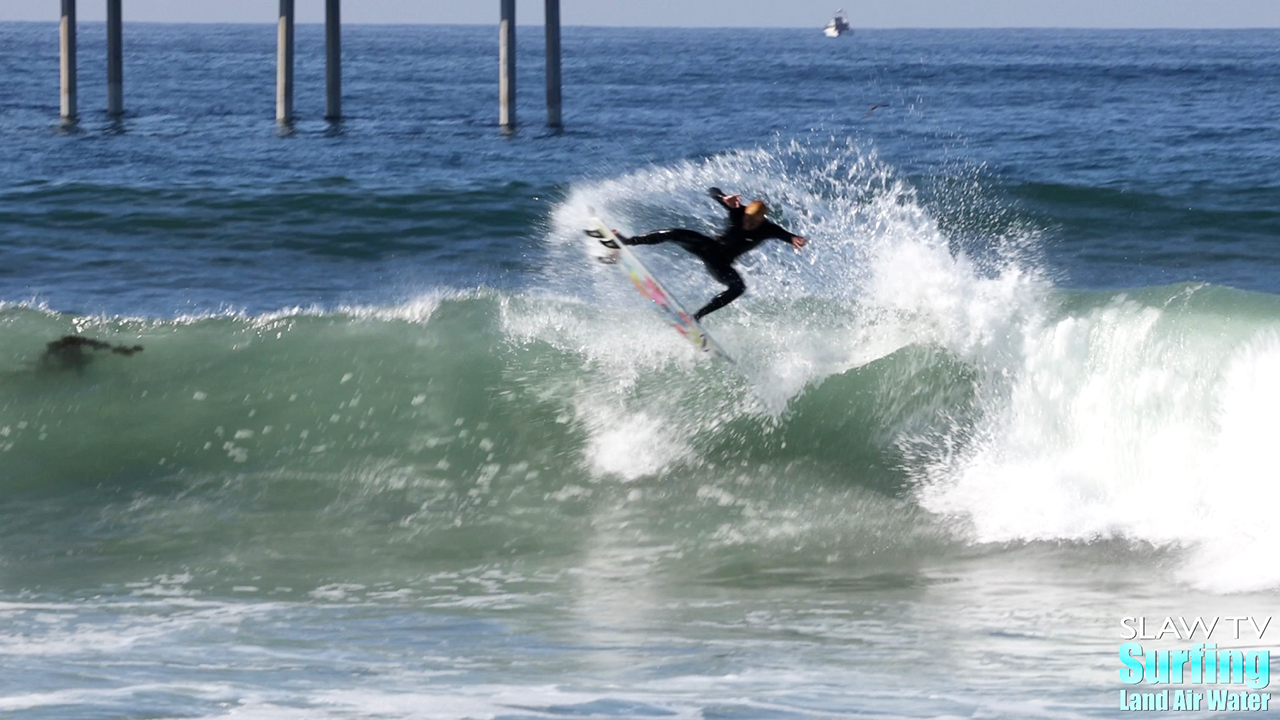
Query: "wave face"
3 142 1280 595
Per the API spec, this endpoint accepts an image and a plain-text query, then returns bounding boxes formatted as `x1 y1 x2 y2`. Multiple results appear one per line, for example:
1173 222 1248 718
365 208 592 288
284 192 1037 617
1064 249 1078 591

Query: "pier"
59 0 76 120
500 0 516 130
545 0 562 128
276 0 294 123
325 0 341 121
55 0 565 130
106 0 121 116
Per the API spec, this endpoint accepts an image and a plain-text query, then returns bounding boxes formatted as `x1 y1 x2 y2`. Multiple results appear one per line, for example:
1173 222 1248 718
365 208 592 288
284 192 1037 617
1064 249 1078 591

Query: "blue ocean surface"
2 23 1280 719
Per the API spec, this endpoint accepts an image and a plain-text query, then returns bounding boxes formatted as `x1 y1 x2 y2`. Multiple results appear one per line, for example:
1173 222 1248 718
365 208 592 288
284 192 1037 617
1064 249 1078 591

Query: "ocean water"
3 22 1280 719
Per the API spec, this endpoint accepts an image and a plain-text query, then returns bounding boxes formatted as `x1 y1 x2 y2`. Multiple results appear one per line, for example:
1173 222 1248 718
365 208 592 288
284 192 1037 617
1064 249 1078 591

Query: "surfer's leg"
694 262 746 321
623 228 712 248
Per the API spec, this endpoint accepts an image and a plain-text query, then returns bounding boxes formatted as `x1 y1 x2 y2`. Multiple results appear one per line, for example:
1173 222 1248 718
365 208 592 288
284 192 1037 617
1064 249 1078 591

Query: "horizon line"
2 19 1278 30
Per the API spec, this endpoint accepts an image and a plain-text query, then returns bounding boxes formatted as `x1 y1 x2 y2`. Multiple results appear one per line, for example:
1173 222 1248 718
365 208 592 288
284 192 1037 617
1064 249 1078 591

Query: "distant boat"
824 10 852 37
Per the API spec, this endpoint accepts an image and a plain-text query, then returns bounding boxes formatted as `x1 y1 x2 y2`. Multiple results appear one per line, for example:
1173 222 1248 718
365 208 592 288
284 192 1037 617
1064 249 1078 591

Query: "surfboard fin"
585 228 620 249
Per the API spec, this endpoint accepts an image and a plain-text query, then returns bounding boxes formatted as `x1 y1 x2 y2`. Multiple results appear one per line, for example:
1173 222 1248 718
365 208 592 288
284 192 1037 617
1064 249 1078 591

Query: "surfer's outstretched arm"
708 187 742 210
762 220 807 249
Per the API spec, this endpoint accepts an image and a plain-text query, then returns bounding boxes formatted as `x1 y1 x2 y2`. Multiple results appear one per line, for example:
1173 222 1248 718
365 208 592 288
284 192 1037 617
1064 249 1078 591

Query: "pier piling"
106 0 123 116
499 0 516 130
59 0 77 121
276 0 295 124
325 0 341 120
47 1 563 131
545 0 562 128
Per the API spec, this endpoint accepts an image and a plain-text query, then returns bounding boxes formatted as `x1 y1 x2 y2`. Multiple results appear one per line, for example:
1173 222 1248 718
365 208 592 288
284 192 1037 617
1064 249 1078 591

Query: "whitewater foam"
917 289 1280 592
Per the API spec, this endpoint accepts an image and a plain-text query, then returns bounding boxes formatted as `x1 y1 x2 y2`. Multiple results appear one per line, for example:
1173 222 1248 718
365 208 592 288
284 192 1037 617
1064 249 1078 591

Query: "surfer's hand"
791 236 807 249
722 194 742 209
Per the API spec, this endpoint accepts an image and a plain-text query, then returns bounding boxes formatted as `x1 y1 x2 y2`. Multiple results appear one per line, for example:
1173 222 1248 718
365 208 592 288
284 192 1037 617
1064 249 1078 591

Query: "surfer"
40 335 143 371
609 188 807 321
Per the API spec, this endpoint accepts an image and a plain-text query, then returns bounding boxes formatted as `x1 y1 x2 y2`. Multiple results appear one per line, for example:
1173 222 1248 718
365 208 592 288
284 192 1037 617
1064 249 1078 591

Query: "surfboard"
585 212 734 364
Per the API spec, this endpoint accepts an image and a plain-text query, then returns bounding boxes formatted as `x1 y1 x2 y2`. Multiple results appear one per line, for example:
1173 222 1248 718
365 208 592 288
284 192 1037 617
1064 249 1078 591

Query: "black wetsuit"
622 189 798 320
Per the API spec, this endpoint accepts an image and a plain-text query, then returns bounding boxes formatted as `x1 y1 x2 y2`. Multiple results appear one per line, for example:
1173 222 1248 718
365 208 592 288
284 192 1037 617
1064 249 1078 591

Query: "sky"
3 0 1279 28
